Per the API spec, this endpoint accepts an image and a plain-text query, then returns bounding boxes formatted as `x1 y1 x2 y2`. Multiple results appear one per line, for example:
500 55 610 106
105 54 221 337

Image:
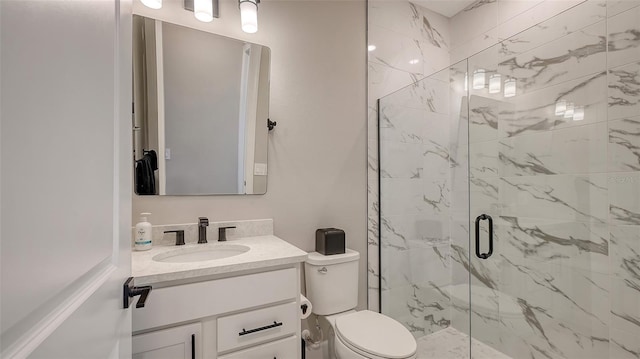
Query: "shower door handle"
475 214 493 259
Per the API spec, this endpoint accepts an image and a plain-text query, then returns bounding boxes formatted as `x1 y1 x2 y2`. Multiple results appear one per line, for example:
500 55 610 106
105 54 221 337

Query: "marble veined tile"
379 213 451 253
609 225 640 345
379 104 428 144
498 20 606 93
369 61 421 102
470 140 500 178
498 121 608 176
380 74 450 114
608 0 640 17
608 4 640 68
470 176 500 215
451 0 499 49
609 172 640 225
368 0 450 51
499 0 605 58
496 258 610 359
381 248 411 290
499 174 609 223
497 0 544 25
469 95 502 143
609 116 640 171
401 282 452 337
369 25 429 76
422 140 451 178
610 327 640 358
416 326 512 359
380 178 424 217
496 76 606 138
409 244 451 287
498 71 607 138
379 103 450 146
421 178 451 217
379 141 423 179
498 216 609 273
609 61 640 121
497 0 585 44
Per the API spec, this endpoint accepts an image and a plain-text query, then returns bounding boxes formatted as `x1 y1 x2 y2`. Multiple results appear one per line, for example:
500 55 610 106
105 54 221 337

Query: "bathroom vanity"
131 229 307 359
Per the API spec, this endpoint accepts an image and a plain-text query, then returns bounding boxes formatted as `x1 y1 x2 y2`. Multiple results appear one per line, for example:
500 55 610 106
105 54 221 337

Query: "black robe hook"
267 118 277 131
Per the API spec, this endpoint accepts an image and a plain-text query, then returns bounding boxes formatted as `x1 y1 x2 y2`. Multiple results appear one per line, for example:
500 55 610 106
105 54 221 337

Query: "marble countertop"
132 235 308 285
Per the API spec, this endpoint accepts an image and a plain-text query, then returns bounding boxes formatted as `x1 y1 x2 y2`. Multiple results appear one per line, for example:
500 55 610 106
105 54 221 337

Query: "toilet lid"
335 310 417 359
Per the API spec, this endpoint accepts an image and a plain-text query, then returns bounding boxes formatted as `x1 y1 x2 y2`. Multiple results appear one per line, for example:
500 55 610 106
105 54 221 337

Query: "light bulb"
473 69 485 90
140 0 162 9
573 106 585 121
489 74 501 94
240 0 258 34
564 103 574 118
409 59 420 65
555 99 567 116
368 45 376 52
194 0 213 22
504 78 516 98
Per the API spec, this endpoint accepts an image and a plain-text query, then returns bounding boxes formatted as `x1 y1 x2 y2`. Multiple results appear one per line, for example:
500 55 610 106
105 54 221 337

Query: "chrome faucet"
198 217 209 243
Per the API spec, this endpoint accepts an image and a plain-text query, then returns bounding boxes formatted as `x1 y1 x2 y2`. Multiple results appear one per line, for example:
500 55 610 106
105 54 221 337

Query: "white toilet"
305 249 417 359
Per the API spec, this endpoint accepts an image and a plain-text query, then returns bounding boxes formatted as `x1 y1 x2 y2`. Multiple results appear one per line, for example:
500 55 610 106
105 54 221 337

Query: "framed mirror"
133 15 270 195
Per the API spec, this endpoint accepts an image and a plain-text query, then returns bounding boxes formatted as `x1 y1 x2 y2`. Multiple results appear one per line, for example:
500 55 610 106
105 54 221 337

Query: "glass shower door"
378 61 472 357
466 1 638 357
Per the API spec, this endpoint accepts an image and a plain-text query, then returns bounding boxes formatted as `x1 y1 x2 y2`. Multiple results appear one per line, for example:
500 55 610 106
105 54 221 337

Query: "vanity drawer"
217 302 298 353
133 268 297 332
218 335 298 359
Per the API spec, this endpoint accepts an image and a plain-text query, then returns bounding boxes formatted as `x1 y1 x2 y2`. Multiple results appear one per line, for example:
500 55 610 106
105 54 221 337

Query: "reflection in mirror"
132 15 270 195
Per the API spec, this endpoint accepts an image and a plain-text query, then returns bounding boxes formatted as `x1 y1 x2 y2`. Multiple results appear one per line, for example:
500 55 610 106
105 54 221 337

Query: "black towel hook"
267 118 277 131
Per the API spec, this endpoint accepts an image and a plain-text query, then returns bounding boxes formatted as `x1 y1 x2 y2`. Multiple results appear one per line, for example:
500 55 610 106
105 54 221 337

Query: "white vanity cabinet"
132 266 302 359
133 323 202 359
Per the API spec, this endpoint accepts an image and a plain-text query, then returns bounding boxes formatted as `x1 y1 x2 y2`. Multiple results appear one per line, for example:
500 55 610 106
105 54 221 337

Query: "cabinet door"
133 323 202 359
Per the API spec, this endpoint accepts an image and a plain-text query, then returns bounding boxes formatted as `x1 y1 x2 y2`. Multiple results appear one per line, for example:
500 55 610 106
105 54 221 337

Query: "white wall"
132 0 368 310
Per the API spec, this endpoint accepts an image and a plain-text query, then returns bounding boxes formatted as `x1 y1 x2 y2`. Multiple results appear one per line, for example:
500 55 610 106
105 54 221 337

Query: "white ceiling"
411 0 476 18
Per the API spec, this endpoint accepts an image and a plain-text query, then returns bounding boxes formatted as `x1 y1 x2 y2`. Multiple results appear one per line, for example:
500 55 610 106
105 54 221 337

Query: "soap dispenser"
135 212 153 251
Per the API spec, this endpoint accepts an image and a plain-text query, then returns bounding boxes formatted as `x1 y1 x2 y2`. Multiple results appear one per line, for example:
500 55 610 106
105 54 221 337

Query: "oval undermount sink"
152 244 250 263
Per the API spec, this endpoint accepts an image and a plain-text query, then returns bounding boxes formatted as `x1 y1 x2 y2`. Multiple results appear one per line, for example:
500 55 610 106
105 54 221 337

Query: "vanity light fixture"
573 106 585 121
504 78 516 98
563 102 575 118
141 0 162 9
473 69 485 90
555 99 567 116
194 0 214 22
183 0 219 23
240 0 259 33
409 59 420 65
489 74 501 94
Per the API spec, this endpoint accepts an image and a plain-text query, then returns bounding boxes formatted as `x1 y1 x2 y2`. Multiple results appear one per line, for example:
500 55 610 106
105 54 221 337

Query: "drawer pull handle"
238 321 283 336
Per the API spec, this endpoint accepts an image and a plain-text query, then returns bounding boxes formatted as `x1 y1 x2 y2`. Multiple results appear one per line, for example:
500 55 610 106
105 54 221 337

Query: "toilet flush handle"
318 267 328 274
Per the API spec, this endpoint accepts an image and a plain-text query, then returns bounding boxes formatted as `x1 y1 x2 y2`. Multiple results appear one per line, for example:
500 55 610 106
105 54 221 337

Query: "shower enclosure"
378 1 640 358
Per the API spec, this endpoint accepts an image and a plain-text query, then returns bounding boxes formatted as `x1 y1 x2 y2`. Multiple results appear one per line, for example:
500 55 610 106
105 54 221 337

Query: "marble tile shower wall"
379 72 455 337
368 0 619 316
367 0 451 313
370 1 640 357
446 1 640 358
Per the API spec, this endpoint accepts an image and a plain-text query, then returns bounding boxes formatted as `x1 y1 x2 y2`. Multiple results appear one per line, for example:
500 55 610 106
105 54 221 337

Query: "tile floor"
416 327 511 359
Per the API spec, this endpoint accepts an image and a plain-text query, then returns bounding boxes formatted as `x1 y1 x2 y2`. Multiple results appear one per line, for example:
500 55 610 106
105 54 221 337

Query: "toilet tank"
305 249 359 315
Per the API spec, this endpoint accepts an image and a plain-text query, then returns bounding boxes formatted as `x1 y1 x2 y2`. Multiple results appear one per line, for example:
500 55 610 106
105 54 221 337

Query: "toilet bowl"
305 250 417 359
327 310 417 359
